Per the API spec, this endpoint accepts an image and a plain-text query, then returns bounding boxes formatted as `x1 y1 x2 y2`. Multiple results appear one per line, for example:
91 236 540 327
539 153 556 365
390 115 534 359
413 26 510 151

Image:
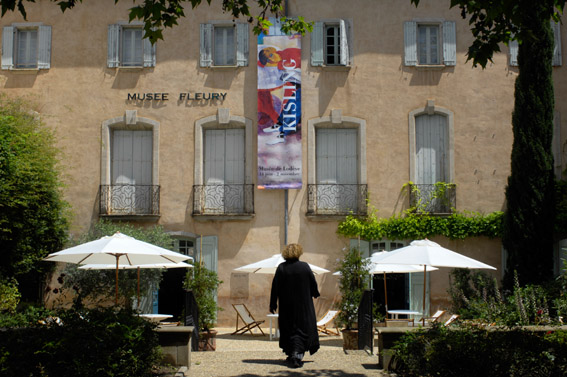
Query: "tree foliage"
1 0 312 42
411 0 565 68
0 95 69 284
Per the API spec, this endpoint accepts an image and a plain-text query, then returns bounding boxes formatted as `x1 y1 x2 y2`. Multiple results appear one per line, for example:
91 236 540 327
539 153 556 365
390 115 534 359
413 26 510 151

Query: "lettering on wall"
126 92 227 102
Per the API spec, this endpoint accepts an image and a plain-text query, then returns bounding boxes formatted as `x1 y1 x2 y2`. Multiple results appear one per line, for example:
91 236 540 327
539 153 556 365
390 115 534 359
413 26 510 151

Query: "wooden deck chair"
231 304 265 336
419 310 446 326
444 314 460 327
317 310 340 335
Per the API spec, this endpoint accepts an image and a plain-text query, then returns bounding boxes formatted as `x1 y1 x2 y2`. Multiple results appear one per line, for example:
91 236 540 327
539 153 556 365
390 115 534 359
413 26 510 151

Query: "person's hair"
282 243 303 259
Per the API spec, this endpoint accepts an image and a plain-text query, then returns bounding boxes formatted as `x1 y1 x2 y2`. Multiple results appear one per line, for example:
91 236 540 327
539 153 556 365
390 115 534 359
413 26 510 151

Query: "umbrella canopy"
370 240 496 323
234 254 330 275
372 240 496 270
44 232 191 304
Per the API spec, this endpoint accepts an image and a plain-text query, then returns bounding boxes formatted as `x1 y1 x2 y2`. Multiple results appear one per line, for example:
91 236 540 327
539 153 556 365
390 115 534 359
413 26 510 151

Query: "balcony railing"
192 184 254 216
100 185 160 216
307 184 368 216
408 183 456 214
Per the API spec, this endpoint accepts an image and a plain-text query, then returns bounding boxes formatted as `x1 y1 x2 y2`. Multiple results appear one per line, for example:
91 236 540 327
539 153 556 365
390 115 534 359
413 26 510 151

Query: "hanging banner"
257 18 302 189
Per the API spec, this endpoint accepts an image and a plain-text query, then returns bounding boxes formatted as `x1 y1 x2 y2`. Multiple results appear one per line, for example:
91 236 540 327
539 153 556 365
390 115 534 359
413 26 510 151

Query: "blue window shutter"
509 39 518 66
2 26 14 69
236 23 249 67
107 24 120 67
442 21 456 66
269 17 283 36
38 25 51 69
200 23 213 67
404 21 417 66
553 21 562 67
143 35 156 67
311 21 324 66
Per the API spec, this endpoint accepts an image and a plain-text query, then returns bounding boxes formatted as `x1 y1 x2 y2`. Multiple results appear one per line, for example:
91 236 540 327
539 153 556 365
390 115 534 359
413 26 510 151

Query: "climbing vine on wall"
337 210 504 241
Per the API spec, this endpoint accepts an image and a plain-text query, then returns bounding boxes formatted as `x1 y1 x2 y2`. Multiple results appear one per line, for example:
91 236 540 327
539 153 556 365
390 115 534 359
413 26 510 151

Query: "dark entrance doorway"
372 273 409 317
157 238 194 321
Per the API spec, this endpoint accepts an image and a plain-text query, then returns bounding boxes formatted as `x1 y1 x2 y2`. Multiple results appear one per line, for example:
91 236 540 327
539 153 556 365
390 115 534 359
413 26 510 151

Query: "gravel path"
184 328 389 377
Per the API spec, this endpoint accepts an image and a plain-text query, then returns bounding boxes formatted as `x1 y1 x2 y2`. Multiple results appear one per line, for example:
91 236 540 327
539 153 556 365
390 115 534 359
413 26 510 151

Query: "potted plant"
184 263 223 351
336 246 371 350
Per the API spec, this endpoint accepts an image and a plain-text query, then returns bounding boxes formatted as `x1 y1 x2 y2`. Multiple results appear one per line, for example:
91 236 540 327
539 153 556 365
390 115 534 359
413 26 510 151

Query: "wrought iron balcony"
192 184 254 216
100 185 160 216
307 184 368 216
408 183 456 214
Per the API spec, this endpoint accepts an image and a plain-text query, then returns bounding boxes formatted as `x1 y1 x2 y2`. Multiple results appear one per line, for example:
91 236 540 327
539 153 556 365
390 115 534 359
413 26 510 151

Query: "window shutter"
143 35 156 67
509 39 518 66
404 21 417 66
442 21 456 66
2 26 14 69
37 25 51 69
200 23 213 67
339 19 349 66
107 24 120 67
236 23 249 67
269 17 283 36
552 21 562 66
311 21 324 66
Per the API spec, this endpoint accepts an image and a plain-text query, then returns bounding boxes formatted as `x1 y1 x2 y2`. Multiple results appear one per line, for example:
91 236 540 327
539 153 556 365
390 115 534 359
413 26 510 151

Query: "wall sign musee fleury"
126 92 227 101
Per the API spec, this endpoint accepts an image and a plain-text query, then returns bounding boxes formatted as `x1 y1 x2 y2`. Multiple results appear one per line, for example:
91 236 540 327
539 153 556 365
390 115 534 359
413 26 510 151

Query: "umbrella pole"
115 256 119 306
422 265 426 326
137 267 140 311
383 272 389 316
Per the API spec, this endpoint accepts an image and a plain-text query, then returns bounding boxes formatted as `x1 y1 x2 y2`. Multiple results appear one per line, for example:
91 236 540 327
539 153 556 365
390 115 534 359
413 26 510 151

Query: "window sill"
193 213 255 221
306 213 352 221
117 66 145 70
207 65 241 69
414 64 447 70
312 65 352 71
100 214 160 222
8 68 40 75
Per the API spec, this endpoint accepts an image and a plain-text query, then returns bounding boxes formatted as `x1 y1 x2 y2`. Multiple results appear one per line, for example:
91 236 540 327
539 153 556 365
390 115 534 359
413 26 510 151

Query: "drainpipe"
284 0 289 246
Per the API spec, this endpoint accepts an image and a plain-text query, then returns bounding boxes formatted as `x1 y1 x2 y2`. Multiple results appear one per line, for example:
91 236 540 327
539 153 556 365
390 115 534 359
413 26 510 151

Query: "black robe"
269 258 320 356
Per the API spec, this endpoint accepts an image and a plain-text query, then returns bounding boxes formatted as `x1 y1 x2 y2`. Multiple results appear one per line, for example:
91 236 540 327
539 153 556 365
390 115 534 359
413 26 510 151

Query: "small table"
387 309 421 319
139 314 173 323
267 313 279 340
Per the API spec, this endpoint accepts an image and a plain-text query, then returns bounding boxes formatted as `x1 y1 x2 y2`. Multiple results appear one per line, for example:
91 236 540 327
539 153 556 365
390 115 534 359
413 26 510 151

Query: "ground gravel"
183 327 389 377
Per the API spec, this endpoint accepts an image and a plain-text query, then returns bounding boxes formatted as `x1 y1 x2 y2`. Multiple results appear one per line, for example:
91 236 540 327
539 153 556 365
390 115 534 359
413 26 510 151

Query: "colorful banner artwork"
257 20 302 189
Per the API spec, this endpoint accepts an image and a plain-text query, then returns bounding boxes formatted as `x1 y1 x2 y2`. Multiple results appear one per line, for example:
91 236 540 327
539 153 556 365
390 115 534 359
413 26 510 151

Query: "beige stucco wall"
3 0 560 326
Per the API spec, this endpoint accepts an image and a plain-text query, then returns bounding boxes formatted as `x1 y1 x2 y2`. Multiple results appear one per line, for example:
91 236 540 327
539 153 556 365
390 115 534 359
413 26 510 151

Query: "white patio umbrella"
44 232 191 304
332 252 439 312
371 239 496 324
234 254 330 275
368 252 439 313
79 261 193 309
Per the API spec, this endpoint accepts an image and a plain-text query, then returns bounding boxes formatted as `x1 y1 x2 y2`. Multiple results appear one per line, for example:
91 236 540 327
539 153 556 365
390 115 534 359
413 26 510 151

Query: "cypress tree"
503 2 556 287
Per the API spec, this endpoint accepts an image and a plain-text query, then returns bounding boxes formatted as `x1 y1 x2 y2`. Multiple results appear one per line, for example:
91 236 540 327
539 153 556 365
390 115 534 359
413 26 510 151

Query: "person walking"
269 243 320 368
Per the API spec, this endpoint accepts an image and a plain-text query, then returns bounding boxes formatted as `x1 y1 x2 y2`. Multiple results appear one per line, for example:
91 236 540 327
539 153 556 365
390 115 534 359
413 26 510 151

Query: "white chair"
317 310 340 335
444 314 460 327
419 310 446 326
231 303 265 336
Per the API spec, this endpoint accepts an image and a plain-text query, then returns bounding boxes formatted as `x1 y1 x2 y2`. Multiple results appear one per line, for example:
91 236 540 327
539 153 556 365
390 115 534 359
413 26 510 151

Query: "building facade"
1 0 565 326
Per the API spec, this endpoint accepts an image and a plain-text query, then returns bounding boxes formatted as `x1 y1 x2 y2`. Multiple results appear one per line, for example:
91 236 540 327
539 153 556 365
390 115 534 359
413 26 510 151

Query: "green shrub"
391 325 567 377
0 279 20 313
0 307 162 377
335 247 371 329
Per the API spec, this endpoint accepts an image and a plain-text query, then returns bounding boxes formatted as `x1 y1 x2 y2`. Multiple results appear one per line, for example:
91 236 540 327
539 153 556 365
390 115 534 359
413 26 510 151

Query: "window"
311 19 352 66
409 102 455 214
200 22 248 67
193 110 254 216
107 23 156 68
100 111 160 217
307 111 367 216
553 111 562 179
510 21 561 67
404 20 455 66
2 24 51 70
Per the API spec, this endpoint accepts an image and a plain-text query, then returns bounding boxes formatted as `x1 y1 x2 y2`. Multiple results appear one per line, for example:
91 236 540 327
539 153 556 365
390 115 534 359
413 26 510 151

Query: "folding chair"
419 310 446 326
231 304 265 336
444 314 460 327
317 310 340 335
